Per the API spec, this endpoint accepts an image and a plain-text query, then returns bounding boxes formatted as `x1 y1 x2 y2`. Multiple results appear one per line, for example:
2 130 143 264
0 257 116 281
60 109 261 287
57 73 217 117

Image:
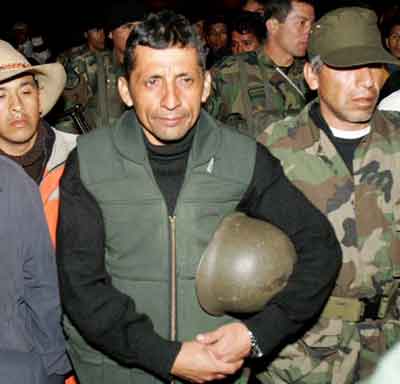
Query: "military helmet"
196 212 297 316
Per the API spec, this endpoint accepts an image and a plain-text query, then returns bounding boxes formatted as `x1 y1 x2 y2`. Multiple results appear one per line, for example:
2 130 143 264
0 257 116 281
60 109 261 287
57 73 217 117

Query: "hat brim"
0 63 66 117
322 46 400 68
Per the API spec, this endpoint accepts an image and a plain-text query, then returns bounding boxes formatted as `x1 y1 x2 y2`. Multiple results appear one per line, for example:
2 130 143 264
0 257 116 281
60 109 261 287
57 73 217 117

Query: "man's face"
118 46 211 146
194 20 206 42
0 74 40 156
273 1 315 58
304 62 387 130
231 31 261 54
242 0 265 15
386 25 400 59
206 22 228 51
87 28 106 52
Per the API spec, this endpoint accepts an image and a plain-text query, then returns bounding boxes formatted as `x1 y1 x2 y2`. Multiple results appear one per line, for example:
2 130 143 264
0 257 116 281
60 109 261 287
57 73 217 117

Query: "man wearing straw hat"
0 39 76 245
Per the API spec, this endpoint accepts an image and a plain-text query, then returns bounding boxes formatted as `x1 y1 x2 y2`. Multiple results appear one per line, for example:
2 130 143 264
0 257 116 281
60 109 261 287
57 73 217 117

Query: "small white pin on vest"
206 157 215 174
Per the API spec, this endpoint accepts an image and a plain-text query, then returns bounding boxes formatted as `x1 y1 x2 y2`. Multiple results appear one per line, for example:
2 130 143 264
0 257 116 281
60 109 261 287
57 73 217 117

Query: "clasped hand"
171 322 251 383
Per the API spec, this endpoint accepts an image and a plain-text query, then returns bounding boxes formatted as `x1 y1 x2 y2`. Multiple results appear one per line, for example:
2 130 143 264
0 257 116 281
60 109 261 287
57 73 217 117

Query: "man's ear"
266 18 280 35
118 76 133 107
304 62 319 91
201 71 212 103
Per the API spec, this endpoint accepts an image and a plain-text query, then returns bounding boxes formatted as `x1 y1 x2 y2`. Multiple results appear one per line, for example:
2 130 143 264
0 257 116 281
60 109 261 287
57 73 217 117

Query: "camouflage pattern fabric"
205 48 310 138
57 45 127 132
256 100 400 383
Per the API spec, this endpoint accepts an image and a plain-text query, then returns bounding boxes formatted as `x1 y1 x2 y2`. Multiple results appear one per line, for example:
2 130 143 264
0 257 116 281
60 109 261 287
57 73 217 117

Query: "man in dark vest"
56 10 341 384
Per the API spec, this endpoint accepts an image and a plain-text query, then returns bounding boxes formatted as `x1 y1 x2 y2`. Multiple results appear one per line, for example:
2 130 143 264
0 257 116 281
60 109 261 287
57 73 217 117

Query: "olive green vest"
65 110 256 383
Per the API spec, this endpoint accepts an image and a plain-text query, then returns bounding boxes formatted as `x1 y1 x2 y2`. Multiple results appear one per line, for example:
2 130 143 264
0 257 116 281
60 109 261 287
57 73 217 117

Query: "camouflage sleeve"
205 66 225 120
205 66 254 136
257 117 293 148
61 58 90 111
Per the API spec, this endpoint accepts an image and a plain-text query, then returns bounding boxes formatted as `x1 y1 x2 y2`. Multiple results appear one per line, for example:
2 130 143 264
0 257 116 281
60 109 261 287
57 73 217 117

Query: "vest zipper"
169 215 177 342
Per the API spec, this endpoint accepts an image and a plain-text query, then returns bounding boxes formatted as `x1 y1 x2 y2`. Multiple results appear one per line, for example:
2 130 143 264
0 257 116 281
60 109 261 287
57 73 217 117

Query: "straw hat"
0 40 65 117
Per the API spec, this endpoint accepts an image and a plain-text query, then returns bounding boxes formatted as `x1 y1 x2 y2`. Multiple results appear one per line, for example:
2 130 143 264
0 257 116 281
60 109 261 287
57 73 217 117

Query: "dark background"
3 0 399 56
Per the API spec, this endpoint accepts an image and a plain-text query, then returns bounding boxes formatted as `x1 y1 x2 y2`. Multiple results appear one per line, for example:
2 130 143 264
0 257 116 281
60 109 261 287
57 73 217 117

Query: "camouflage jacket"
256 100 400 383
57 45 126 132
259 100 400 298
205 47 311 138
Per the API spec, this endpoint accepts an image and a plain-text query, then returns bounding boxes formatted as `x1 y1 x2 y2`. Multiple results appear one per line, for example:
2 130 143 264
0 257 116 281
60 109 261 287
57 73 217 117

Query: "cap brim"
0 63 66 117
322 46 400 68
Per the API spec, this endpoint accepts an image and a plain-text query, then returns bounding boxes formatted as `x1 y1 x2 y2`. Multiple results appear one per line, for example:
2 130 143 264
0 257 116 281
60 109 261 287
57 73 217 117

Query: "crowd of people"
1 1 400 384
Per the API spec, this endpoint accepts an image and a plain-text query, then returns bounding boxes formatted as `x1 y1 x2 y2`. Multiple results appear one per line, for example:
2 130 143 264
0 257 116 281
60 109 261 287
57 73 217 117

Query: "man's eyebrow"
19 79 37 87
176 72 193 77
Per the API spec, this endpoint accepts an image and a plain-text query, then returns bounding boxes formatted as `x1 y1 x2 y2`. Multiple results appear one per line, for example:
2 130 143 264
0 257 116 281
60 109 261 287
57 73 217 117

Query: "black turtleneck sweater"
145 127 195 216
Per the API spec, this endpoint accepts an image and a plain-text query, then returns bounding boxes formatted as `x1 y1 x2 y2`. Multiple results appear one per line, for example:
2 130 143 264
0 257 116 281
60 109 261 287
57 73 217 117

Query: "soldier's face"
0 74 40 156
87 28 105 51
304 62 386 131
118 46 211 146
231 31 261 54
206 23 228 51
273 1 314 58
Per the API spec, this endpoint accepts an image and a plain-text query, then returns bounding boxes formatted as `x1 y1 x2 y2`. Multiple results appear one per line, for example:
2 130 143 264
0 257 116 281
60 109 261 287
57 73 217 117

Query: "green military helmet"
196 212 297 316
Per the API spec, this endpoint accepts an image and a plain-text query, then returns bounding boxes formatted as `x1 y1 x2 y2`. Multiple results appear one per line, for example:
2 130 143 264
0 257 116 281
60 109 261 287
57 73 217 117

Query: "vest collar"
112 109 222 167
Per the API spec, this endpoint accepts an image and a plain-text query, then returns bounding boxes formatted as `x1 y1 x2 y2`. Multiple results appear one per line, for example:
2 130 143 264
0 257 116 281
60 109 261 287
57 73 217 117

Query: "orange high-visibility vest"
39 128 77 246
39 128 77 384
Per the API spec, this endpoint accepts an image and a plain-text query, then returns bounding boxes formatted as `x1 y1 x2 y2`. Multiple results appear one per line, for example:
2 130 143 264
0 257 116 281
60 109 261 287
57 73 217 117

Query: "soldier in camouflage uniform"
257 7 400 383
57 2 146 133
206 0 315 138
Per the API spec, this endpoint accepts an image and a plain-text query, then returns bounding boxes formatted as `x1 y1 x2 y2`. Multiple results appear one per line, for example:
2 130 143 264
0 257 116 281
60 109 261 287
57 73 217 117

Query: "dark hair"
124 10 208 76
264 0 315 23
240 0 266 9
382 16 400 39
204 14 228 34
231 11 266 42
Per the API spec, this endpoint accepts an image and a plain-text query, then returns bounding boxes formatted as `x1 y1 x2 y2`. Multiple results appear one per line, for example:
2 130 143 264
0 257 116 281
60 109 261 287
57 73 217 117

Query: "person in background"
242 0 266 15
231 11 266 55
57 1 147 133
56 13 108 133
380 16 400 101
206 0 315 138
204 14 231 68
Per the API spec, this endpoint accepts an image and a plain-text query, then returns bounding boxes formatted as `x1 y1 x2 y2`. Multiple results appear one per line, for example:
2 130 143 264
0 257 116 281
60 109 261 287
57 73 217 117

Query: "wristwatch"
248 330 264 358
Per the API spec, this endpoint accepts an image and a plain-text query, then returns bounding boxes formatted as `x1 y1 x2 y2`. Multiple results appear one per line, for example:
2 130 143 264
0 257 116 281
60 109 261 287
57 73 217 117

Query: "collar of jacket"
291 98 395 150
256 46 305 72
111 109 223 168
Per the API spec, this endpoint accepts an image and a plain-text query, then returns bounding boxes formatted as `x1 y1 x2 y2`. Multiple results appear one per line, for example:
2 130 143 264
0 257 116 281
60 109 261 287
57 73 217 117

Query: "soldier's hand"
170 340 243 383
196 322 252 363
